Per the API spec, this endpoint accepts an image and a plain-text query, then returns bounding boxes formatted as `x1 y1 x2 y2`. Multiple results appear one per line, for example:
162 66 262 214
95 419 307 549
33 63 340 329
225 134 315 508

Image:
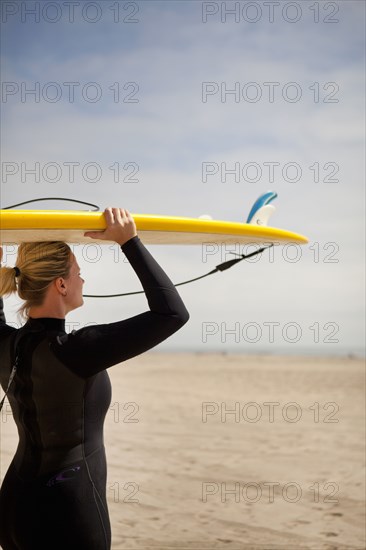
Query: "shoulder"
48 324 111 379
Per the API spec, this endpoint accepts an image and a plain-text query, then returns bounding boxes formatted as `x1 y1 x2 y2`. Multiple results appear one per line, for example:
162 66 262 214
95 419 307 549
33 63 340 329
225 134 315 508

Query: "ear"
54 277 66 294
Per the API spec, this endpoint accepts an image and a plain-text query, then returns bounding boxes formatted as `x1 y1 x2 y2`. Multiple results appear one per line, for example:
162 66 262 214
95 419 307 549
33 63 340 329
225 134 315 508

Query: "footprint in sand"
321 532 339 537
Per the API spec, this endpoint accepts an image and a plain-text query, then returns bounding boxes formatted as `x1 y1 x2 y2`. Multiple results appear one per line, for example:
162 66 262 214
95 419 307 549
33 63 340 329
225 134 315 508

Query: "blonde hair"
0 242 73 320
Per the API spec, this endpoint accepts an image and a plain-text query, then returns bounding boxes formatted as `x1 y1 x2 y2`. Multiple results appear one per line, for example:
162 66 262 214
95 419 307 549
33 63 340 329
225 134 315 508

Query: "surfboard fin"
246 191 278 226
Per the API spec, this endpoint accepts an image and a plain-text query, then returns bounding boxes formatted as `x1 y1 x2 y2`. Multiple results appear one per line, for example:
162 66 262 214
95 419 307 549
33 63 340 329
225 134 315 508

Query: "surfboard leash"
2 198 273 298
2 198 100 211
82 245 273 298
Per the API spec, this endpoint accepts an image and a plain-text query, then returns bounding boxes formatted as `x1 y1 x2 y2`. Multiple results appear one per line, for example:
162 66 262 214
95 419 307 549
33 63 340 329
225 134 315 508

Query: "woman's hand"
84 207 137 246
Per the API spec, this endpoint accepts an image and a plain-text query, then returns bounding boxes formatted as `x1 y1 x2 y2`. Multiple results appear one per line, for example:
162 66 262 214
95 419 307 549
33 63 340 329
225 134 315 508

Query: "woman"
0 207 189 550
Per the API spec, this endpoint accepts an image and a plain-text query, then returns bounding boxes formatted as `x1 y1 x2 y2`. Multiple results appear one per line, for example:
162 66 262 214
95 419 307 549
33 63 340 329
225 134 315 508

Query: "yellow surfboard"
0 209 308 245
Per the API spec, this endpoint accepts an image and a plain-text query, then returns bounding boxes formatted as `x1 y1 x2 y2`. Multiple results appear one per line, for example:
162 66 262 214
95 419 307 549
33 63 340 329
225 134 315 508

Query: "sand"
1 353 365 550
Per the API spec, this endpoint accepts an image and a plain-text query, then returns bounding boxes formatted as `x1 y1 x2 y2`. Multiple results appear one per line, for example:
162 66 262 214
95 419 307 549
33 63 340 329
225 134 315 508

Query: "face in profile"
63 254 85 313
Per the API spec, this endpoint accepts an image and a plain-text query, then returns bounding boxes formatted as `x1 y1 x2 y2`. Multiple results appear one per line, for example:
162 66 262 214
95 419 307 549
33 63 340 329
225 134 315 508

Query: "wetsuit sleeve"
50 236 190 378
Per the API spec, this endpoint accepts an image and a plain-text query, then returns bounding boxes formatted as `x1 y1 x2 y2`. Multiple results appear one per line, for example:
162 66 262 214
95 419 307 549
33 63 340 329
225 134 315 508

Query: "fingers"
85 207 136 244
114 208 123 224
104 207 114 224
105 207 130 225
116 208 128 220
104 207 125 221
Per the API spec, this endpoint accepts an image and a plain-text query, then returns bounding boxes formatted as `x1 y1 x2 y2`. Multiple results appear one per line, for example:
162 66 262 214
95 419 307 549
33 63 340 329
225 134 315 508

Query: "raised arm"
50 235 189 378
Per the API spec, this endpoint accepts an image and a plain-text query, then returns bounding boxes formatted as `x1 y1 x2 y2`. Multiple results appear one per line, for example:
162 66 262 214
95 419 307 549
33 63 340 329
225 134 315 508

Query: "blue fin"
246 191 278 223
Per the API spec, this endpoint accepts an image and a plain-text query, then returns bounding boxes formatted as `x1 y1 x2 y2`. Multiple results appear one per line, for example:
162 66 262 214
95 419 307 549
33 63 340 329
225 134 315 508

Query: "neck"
28 304 67 319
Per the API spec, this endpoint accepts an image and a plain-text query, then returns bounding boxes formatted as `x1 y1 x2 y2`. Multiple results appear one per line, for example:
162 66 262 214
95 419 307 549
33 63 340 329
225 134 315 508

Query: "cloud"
1 1 364 353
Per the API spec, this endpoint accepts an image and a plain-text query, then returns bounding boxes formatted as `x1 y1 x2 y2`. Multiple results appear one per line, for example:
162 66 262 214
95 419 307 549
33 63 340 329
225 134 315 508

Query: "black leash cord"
2 197 274 298
83 245 273 298
2 198 99 211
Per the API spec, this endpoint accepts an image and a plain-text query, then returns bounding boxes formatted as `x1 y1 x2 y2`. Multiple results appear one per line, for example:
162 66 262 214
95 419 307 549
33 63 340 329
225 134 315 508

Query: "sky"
0 0 365 355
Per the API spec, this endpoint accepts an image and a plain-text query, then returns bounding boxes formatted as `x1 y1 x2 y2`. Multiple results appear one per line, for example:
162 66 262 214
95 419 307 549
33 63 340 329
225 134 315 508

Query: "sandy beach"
1 352 365 550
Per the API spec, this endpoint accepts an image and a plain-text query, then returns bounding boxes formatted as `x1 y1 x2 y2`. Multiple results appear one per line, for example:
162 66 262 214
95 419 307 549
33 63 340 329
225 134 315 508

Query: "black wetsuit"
0 236 189 550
